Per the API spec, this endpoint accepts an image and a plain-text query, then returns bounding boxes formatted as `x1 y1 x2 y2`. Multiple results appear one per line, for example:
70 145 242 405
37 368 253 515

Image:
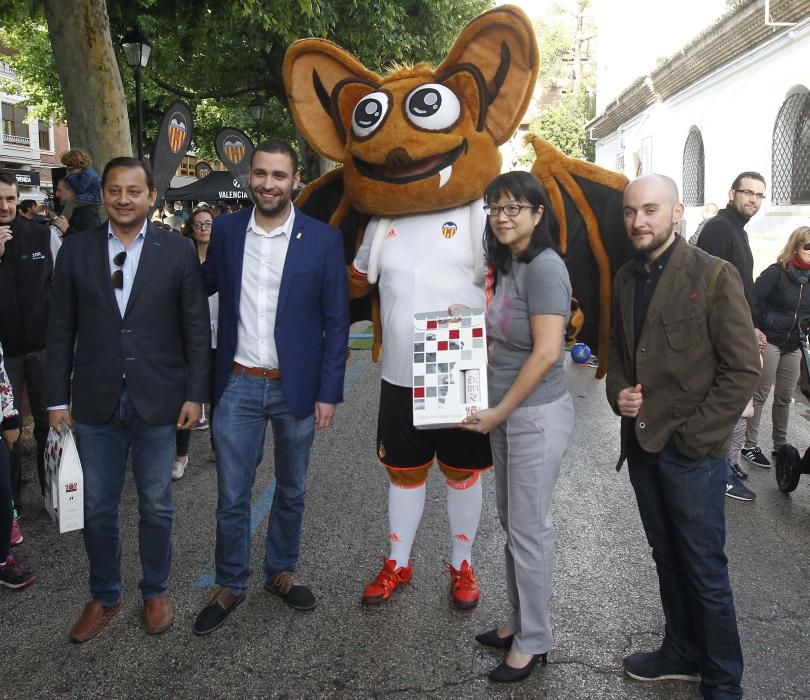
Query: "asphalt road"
2 351 809 699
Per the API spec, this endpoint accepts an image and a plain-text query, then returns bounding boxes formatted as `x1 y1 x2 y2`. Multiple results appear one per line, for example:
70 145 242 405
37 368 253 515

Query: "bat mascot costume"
284 5 631 609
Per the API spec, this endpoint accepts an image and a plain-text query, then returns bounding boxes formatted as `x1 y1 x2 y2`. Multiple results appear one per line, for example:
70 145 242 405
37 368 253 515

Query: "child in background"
60 148 102 207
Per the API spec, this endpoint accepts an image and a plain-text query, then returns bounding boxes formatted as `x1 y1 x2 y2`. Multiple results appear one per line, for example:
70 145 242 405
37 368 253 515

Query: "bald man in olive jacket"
606 175 760 699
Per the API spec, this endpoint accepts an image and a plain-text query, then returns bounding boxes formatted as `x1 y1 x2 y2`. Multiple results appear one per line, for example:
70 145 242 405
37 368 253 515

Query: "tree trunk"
43 0 132 172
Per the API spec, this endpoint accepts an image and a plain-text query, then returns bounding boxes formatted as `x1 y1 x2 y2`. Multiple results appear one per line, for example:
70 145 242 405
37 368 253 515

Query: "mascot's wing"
528 134 633 378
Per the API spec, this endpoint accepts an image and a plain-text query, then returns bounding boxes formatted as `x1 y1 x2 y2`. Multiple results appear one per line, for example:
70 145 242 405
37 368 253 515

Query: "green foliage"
535 10 573 90
0 0 492 174
0 21 63 121
534 0 595 92
529 86 595 161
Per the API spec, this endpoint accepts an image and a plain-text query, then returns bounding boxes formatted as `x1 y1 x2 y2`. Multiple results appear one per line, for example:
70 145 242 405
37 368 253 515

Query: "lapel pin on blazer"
296 231 302 240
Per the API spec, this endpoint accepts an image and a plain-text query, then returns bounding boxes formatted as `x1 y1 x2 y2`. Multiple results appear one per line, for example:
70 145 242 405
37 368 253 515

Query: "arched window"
682 127 704 206
772 88 810 205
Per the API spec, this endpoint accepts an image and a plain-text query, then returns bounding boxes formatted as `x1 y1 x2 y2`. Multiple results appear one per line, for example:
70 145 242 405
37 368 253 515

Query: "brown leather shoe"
143 595 174 635
70 601 123 643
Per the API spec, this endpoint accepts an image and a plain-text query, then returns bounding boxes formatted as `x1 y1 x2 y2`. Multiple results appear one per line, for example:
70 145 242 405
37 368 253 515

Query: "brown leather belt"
233 362 280 379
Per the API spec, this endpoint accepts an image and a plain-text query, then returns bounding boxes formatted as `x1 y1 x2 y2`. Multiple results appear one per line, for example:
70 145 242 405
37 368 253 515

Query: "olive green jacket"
606 238 761 469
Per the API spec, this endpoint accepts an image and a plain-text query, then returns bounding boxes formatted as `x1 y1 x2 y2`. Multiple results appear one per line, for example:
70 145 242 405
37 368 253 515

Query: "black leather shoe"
193 587 246 636
475 628 514 649
488 653 547 683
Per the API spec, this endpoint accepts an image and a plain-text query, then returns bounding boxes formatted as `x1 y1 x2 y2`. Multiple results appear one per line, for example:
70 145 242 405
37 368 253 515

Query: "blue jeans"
73 390 176 605
627 440 743 700
213 372 315 594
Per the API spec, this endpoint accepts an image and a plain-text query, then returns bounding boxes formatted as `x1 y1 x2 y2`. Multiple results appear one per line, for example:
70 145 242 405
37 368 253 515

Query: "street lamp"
121 29 152 160
248 95 267 143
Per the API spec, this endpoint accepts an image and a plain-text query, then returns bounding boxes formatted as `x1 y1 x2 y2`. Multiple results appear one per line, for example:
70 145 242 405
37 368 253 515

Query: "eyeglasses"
802 242 810 251
192 221 213 230
111 251 126 289
734 188 766 200
483 204 537 217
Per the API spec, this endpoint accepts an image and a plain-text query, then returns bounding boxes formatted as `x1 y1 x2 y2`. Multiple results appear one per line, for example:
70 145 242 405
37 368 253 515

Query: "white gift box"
412 308 488 429
43 424 84 533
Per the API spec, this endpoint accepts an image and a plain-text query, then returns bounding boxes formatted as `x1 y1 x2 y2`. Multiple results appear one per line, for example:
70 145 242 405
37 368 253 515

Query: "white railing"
0 61 16 78
1 133 30 146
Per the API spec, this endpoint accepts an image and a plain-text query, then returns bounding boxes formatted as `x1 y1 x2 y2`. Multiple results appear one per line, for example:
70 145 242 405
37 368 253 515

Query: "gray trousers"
745 342 800 450
490 392 575 655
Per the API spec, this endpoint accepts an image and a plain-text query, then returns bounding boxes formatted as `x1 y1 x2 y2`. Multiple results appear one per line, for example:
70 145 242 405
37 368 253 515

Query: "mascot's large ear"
436 5 538 146
284 39 383 162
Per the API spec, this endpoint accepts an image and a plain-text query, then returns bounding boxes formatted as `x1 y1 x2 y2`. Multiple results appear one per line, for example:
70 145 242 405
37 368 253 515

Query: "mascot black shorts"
376 380 493 470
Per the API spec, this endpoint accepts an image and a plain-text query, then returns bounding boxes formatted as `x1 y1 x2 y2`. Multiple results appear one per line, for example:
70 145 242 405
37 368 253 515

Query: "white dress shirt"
108 221 147 317
233 205 294 369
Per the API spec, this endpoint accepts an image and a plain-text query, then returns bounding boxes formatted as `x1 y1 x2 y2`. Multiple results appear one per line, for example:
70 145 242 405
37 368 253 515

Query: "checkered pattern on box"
43 429 64 513
412 310 485 411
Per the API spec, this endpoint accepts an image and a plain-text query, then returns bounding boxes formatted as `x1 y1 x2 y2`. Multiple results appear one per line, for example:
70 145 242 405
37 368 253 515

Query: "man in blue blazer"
193 139 349 636
47 157 211 642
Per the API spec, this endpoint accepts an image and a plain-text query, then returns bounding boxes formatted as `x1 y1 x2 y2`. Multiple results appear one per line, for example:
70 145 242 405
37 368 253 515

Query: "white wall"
594 21 810 273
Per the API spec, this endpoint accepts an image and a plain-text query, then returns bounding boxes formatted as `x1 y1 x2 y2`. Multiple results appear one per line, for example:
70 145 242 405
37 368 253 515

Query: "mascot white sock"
446 473 482 568
388 482 425 568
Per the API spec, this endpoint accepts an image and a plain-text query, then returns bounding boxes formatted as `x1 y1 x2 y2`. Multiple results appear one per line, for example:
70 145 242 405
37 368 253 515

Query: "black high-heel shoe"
475 628 514 649
488 652 547 683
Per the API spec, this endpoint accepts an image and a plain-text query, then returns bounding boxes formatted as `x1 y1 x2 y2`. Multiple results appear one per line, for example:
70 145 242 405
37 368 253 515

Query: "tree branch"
149 74 273 100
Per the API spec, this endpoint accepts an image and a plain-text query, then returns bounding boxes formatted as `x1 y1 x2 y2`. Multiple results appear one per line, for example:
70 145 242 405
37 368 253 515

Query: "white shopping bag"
43 424 84 533
412 308 489 429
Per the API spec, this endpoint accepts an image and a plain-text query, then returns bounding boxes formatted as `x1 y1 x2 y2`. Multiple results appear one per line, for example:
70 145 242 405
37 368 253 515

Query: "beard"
251 187 292 218
631 227 673 256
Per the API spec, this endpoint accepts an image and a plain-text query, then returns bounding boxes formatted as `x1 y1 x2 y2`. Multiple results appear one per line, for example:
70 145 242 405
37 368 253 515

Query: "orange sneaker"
362 558 413 605
447 560 480 610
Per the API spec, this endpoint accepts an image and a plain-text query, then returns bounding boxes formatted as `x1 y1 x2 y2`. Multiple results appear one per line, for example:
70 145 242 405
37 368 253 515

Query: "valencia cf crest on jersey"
441 222 457 239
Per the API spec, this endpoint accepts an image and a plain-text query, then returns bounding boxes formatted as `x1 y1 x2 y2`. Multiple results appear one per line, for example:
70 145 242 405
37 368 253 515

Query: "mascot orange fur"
284 5 631 609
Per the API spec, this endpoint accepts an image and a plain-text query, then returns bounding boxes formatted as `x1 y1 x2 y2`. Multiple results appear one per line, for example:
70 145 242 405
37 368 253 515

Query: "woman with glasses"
457 171 574 683
172 206 219 479
741 226 810 470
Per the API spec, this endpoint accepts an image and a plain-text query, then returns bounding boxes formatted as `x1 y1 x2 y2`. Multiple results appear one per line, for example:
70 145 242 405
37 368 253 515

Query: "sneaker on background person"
726 474 756 502
171 457 188 481
192 405 210 431
0 554 36 589
10 518 22 546
730 462 749 481
741 446 771 468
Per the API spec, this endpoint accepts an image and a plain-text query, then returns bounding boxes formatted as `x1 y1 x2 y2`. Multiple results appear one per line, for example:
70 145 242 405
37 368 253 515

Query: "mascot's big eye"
405 84 460 131
351 92 390 138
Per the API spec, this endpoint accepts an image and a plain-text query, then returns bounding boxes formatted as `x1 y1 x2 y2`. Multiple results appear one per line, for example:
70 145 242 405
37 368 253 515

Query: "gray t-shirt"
486 248 571 406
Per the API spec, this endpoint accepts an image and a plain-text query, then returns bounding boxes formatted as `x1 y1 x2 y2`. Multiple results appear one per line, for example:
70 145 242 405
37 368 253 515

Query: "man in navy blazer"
193 139 349 636
47 157 210 643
